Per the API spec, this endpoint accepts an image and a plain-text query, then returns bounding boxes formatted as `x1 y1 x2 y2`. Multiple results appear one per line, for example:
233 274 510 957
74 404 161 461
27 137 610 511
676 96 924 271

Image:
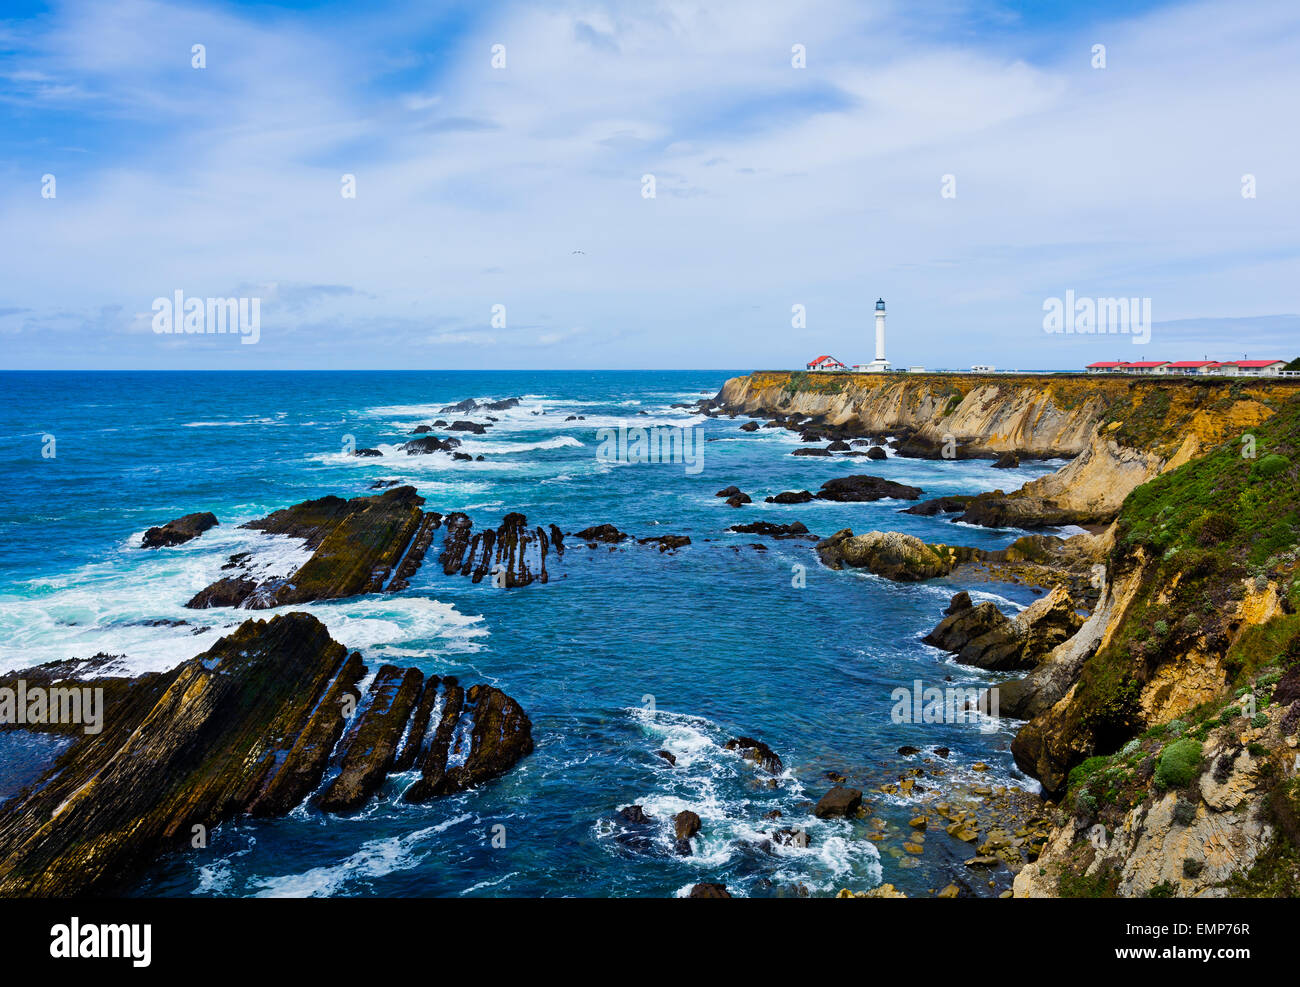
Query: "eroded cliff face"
715 372 1286 525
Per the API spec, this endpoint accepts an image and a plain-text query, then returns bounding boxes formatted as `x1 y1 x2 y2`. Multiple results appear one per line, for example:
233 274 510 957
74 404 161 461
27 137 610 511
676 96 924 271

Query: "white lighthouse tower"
863 297 890 372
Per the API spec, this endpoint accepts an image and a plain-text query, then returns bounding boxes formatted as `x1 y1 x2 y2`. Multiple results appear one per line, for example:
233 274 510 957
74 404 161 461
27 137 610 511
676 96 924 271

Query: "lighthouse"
863 297 890 372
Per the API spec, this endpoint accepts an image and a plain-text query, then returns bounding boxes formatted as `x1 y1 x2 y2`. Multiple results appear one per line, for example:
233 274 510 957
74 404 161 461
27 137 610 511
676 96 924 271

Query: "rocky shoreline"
6 377 1300 898
707 371 1300 897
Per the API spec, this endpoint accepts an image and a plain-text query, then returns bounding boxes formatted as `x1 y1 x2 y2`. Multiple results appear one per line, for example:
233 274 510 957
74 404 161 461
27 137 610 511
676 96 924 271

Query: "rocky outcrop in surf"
923 587 1083 671
187 487 428 607
0 614 533 896
141 511 218 548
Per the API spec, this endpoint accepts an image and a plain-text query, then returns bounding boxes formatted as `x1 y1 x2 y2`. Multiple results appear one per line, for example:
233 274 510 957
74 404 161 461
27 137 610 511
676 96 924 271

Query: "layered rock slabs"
187 487 560 607
0 613 532 896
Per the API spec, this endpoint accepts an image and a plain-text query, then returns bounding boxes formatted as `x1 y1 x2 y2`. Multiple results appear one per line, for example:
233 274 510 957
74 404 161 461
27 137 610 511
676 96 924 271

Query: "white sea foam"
609 707 881 894
0 526 487 677
250 816 471 897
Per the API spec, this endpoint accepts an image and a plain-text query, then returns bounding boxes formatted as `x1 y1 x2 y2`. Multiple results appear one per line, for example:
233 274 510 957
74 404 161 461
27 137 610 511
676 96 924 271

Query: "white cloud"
1 0 1297 369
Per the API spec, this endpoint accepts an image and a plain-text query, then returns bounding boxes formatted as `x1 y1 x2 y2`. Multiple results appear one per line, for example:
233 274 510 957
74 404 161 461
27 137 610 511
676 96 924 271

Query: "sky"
0 0 1297 370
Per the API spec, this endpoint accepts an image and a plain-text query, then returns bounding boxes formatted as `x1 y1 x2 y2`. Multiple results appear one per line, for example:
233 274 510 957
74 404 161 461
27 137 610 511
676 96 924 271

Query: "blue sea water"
0 371 1068 898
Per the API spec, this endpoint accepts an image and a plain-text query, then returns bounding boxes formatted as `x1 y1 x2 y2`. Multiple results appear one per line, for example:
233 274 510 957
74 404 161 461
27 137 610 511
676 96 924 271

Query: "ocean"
0 370 1067 897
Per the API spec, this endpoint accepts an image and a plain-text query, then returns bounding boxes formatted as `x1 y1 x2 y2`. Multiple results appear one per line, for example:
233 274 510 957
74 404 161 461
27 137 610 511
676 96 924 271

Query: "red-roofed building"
1119 361 1171 375
806 355 847 371
1220 359 1287 377
1167 360 1221 375
1083 358 1288 376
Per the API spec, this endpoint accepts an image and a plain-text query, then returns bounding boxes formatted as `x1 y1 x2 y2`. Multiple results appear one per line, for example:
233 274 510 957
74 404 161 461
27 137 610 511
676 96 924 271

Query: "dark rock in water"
0 614 531 896
792 447 832 457
439 512 474 574
401 434 461 455
452 452 473 461
440 398 479 414
866 446 887 461
574 523 628 544
655 750 677 766
827 439 850 451
739 421 760 432
813 786 862 818
902 495 973 517
482 397 522 411
675 810 702 841
689 883 732 898
898 745 920 756
449 420 488 434
724 736 782 773
434 419 448 427
316 664 423 812
618 805 652 824
715 485 743 498
403 679 534 802
188 487 427 609
410 424 433 434
724 493 751 508
141 512 218 548
945 591 972 615
674 838 693 856
934 747 950 758
369 479 401 489
729 521 811 539
771 828 808 847
638 534 691 552
893 430 978 460
354 448 383 457
186 575 259 609
992 451 1020 469
765 490 813 504
815 475 923 502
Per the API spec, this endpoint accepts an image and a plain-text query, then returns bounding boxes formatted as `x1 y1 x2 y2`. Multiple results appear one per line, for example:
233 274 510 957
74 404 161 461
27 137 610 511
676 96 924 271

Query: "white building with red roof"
806 355 847 371
1085 358 1288 376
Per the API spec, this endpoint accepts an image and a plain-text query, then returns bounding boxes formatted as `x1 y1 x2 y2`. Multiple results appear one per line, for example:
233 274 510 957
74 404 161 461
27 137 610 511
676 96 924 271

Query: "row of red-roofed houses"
1086 359 1294 377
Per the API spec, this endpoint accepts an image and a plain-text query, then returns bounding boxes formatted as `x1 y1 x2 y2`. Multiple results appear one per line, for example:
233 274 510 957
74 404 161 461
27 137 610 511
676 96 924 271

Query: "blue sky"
1 0 1297 370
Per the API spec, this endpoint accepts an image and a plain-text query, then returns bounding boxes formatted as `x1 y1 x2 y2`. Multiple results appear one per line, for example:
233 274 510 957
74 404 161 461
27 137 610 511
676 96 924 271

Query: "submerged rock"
724 736 783 773
141 511 218 548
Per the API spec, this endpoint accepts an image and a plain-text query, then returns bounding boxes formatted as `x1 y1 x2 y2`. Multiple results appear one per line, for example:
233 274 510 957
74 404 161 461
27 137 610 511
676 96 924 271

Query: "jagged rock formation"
924 586 1083 671
188 487 428 608
0 614 533 896
185 489 646 604
141 512 218 548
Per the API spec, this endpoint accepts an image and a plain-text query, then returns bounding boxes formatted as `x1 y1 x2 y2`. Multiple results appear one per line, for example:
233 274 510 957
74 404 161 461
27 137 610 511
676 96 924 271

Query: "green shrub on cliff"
1154 739 1203 789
